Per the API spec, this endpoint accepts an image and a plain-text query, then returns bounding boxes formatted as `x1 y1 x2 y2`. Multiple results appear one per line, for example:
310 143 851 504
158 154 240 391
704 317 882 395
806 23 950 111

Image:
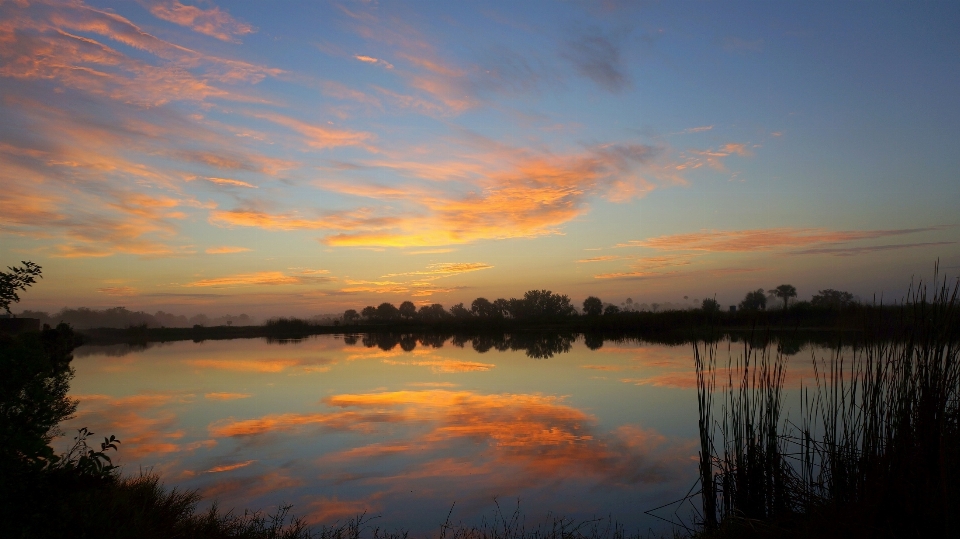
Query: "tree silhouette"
342 309 359 323
739 289 767 311
376 302 399 321
493 298 510 318
449 303 472 319
811 289 856 309
470 297 498 318
582 296 603 317
1 261 42 316
603 304 620 315
771 284 797 311
701 298 720 313
398 301 417 320
509 290 575 319
418 303 448 322
361 306 377 320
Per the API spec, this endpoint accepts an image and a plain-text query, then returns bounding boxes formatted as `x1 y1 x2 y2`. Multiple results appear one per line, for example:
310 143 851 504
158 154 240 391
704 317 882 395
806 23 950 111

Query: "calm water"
61 334 818 534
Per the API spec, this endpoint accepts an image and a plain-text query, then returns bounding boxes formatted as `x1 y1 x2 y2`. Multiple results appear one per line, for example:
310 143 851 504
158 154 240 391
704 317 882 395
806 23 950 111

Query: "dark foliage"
739 289 767 311
0 323 80 474
0 261 42 315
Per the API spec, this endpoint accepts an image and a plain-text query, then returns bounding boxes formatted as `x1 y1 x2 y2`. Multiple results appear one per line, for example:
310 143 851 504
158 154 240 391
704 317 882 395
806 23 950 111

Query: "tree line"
343 286 861 324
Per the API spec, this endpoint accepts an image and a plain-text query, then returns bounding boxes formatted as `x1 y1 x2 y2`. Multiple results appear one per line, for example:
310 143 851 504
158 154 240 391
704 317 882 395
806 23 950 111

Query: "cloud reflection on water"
65 335 704 530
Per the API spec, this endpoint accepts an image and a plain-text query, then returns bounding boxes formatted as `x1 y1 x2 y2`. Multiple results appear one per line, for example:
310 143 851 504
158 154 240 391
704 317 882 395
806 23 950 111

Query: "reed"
695 272 960 537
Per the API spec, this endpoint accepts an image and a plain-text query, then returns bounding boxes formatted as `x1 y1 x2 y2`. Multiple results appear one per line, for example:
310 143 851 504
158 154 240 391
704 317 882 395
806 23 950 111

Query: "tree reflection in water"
339 332 579 359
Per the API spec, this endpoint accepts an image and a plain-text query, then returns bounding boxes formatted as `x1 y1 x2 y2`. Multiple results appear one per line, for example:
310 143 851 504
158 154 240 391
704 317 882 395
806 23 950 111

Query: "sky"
2 0 959 317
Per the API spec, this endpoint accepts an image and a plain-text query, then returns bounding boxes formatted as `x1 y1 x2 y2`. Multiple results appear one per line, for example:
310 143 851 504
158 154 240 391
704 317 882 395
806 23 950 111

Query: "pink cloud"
147 0 255 43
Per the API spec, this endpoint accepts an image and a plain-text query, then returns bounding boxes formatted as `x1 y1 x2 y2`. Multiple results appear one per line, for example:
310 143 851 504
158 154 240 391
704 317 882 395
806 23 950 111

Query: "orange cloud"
577 255 623 263
188 357 335 373
205 246 252 254
203 460 256 474
204 177 258 188
592 254 694 278
382 262 493 278
185 270 335 287
200 471 303 501
303 497 378 525
380 358 495 373
209 410 382 437
97 286 138 296
204 392 253 400
67 391 204 460
313 144 675 247
251 112 374 150
209 208 401 232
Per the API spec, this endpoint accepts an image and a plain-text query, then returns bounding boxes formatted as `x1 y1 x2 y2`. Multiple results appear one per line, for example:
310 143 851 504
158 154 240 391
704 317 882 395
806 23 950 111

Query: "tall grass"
696 273 960 537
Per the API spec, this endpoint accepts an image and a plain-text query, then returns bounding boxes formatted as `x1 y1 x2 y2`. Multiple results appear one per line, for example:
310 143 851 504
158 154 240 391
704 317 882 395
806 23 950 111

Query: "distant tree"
603 304 620 315
376 302 399 321
470 297 498 318
398 301 417 320
361 306 377 320
771 284 797 311
492 298 510 318
701 298 721 313
582 296 603 317
811 289 856 309
343 309 360 323
449 303 472 319
513 290 576 319
1 261 42 316
739 289 767 311
418 303 448 322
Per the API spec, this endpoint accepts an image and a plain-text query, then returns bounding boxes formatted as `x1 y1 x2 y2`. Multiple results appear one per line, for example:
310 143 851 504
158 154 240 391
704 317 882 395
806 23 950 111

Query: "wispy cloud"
202 460 256 473
354 54 393 69
97 286 138 296
562 30 629 92
577 255 624 263
146 0 255 43
204 392 253 401
621 227 943 252
185 270 335 288
204 177 258 188
790 241 955 257
381 358 495 373
249 111 375 150
205 246 251 254
382 262 493 278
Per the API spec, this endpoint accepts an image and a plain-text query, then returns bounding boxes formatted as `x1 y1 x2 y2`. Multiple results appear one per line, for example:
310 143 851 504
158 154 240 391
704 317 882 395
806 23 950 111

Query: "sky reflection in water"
63 335 730 532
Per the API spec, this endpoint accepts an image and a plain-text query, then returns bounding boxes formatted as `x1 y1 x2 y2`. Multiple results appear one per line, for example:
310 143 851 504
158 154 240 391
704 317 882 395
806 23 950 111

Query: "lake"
61 333 822 534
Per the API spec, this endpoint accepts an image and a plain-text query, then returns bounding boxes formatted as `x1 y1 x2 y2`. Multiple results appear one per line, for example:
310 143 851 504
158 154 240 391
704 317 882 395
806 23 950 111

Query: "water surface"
63 334 760 533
